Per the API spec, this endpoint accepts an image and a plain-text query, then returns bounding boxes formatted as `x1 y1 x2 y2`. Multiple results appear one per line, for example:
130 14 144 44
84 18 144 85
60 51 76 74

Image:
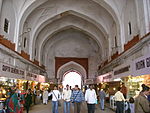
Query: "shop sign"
26 71 38 82
97 72 113 83
114 66 130 75
0 62 25 79
85 79 94 84
0 61 45 82
132 54 150 76
113 62 131 78
38 75 45 83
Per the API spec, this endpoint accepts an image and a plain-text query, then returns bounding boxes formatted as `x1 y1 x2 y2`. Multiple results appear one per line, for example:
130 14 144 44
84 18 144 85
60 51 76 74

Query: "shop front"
96 72 118 100
0 61 46 96
113 62 132 97
128 54 150 97
110 62 132 109
97 72 118 94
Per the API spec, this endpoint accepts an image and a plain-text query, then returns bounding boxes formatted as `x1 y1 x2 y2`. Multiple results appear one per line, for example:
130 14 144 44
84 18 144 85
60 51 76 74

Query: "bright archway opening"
63 71 82 89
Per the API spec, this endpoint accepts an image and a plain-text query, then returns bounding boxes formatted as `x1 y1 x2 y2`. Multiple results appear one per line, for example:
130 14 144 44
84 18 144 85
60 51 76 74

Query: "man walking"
85 85 97 113
114 87 125 113
71 85 84 113
62 85 72 113
49 86 61 113
99 89 106 110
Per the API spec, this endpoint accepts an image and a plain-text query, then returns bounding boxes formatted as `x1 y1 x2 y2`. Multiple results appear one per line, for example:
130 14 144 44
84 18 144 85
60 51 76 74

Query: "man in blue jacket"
71 85 84 113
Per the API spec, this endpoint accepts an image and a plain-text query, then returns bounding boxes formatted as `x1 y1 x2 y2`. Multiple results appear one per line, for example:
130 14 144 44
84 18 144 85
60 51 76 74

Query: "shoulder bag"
52 91 61 107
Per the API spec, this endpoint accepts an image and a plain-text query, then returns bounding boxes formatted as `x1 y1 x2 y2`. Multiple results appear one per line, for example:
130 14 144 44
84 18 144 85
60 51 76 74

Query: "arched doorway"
62 71 82 89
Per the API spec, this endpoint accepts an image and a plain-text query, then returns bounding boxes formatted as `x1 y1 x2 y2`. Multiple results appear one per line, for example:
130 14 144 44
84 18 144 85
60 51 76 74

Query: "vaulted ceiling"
9 0 128 78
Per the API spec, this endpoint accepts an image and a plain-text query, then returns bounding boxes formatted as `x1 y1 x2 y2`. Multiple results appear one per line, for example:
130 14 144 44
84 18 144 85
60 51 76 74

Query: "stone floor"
25 101 115 113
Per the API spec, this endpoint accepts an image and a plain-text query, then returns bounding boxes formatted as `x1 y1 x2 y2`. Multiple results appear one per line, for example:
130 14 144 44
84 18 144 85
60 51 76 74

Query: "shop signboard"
97 72 113 83
0 61 25 79
38 75 45 83
113 62 131 79
26 71 39 82
26 71 45 83
132 54 150 76
49 78 57 84
85 79 94 84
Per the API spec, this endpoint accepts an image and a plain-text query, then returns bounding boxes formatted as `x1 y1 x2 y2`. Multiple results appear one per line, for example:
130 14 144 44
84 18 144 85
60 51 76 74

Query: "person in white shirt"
43 89 48 105
85 85 97 113
62 84 72 113
49 86 61 113
114 87 125 113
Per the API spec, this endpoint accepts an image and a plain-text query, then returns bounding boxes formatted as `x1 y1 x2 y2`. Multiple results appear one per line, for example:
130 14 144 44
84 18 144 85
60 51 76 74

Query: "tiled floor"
26 101 115 113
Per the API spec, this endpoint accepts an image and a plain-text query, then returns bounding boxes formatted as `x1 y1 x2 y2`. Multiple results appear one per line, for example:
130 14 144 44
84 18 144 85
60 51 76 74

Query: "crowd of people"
1 83 150 113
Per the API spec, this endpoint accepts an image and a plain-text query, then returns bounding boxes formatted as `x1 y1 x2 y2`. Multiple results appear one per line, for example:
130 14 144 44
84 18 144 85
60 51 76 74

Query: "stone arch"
57 61 86 84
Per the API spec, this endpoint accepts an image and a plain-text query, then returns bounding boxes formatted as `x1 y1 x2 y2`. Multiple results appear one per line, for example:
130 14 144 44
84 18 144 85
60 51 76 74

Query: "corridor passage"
27 101 114 113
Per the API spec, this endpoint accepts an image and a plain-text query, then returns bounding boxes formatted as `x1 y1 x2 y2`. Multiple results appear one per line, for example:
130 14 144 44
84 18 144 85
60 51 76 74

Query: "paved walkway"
25 101 115 113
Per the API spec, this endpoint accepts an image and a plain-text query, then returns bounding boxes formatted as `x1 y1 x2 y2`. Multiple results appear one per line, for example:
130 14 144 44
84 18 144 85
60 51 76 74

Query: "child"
125 97 135 113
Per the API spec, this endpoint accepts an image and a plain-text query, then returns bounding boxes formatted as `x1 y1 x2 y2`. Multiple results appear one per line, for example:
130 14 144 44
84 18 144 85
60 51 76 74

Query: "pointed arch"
57 61 86 82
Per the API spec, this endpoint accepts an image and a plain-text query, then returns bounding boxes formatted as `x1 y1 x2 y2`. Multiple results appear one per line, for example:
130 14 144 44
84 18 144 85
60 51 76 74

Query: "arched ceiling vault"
16 0 121 60
41 26 103 65
32 10 108 50
15 0 125 64
18 0 120 36
34 14 107 62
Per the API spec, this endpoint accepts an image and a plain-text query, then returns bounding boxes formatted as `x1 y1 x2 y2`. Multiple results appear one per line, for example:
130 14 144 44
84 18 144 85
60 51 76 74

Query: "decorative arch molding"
55 57 88 79
40 26 104 65
57 61 86 83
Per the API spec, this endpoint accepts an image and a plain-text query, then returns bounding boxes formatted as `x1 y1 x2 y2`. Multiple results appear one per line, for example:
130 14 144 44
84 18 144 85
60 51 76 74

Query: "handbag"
95 99 98 104
52 91 61 107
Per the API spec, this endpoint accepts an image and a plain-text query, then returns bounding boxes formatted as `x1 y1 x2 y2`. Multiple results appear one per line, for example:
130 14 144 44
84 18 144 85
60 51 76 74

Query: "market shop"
0 61 46 97
126 54 150 98
96 72 120 101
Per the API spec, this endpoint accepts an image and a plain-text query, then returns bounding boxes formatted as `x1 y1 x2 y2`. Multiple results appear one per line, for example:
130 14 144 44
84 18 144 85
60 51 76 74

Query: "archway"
63 71 82 89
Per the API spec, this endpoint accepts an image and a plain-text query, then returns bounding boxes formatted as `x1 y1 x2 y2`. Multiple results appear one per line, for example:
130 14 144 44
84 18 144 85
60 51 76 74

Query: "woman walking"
24 89 32 113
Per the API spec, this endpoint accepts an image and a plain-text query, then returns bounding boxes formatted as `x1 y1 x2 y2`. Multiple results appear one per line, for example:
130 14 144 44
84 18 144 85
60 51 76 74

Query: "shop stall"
96 72 120 102
125 75 150 98
127 53 150 97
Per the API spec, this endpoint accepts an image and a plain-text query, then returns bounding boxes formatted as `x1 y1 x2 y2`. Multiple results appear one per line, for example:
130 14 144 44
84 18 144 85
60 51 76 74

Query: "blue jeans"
100 98 104 110
64 101 70 113
52 101 59 113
